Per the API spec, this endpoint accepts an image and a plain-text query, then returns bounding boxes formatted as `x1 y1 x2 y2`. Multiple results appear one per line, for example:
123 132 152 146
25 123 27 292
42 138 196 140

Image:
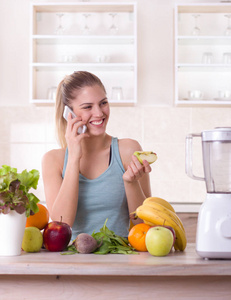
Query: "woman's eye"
101 101 108 106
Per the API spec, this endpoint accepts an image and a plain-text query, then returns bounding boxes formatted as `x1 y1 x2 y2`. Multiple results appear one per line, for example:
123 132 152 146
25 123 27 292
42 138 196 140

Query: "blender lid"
202 127 231 141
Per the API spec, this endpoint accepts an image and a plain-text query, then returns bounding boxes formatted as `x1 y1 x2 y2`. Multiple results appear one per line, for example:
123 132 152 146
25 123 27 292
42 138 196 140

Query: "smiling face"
71 84 110 136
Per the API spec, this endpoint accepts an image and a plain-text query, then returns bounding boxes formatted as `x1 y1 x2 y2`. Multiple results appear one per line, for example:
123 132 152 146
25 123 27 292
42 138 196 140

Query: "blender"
186 127 231 259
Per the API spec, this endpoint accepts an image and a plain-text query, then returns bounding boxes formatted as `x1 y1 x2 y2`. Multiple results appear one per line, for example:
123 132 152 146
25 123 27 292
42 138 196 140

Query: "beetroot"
74 233 100 254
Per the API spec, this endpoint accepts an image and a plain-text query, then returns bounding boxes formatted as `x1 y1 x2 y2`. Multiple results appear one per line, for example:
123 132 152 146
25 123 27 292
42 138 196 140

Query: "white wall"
0 0 230 212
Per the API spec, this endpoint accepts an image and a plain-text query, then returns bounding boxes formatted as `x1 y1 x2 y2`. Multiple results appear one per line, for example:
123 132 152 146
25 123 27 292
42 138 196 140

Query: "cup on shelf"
222 53 231 64
188 90 203 100
47 87 57 101
111 86 124 101
202 52 213 64
61 55 78 63
218 90 231 101
96 55 110 63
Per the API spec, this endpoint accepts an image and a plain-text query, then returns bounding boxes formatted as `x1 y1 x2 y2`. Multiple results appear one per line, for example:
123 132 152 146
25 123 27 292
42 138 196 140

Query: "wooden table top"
1 243 231 277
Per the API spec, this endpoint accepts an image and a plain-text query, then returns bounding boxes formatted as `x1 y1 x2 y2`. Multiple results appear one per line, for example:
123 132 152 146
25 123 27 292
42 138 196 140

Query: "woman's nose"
93 105 104 116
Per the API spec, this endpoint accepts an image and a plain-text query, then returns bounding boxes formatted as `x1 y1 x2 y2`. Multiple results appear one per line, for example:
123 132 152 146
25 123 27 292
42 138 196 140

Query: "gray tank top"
62 137 129 239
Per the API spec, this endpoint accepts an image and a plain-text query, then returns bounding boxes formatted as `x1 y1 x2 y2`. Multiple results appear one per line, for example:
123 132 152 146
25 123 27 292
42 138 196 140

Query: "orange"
26 203 49 230
128 223 151 252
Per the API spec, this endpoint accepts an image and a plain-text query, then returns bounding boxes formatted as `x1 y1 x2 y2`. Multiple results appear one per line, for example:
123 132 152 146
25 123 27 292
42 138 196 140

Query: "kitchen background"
0 0 230 212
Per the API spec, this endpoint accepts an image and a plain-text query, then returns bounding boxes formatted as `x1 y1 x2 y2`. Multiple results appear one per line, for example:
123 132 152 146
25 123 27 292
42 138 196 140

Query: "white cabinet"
30 2 137 105
175 3 231 106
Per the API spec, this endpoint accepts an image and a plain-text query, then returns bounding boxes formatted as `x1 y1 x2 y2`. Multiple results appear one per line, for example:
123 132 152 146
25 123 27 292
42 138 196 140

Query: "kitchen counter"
0 243 231 299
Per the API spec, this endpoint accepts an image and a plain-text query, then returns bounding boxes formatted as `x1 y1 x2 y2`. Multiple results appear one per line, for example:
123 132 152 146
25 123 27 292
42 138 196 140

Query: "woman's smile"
90 118 105 126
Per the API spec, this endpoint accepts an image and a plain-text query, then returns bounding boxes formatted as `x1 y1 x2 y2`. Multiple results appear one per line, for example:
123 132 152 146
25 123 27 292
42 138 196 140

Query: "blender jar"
202 128 231 193
186 127 231 193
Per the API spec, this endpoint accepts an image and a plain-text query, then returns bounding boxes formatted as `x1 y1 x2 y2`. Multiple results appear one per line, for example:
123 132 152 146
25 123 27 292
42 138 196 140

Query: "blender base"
197 250 231 260
196 193 231 259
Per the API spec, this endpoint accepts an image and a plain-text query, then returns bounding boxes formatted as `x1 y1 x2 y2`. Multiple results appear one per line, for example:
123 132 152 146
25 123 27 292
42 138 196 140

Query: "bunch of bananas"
133 197 187 251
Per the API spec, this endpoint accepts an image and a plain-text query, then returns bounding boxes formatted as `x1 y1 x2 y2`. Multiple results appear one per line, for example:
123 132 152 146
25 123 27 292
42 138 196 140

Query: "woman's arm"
42 113 88 226
42 149 80 226
119 139 152 224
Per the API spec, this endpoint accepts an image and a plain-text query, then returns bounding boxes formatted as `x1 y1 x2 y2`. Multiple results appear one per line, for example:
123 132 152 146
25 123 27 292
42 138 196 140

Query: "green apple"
145 226 174 257
22 227 43 253
133 151 157 165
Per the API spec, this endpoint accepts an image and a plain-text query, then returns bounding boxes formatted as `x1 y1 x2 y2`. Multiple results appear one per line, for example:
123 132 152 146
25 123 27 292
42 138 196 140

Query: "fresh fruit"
74 233 101 254
22 227 43 253
26 203 49 230
142 201 185 234
128 223 151 252
135 203 187 251
143 197 175 213
43 218 72 252
164 226 176 246
133 151 157 165
145 226 174 256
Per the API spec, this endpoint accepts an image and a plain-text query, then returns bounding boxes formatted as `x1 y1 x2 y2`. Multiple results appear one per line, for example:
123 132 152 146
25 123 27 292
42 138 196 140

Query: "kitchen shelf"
32 63 135 71
32 35 135 45
33 3 135 13
177 36 231 45
177 64 231 71
176 99 231 105
175 3 231 106
30 2 137 105
177 4 231 14
30 98 136 105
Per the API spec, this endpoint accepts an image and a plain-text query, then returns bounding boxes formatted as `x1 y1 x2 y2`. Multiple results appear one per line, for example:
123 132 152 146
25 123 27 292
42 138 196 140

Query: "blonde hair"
55 71 106 148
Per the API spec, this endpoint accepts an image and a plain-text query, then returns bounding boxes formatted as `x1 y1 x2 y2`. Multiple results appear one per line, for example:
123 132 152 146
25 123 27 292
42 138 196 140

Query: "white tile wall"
1 0 230 214
0 105 230 211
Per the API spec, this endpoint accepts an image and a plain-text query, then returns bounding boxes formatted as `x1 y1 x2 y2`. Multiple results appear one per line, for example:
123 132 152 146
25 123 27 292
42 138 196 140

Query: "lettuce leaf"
0 165 40 217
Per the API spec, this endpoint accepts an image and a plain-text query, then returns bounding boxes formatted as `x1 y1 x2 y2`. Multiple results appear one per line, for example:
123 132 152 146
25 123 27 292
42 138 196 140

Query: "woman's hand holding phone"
63 106 87 134
64 107 88 163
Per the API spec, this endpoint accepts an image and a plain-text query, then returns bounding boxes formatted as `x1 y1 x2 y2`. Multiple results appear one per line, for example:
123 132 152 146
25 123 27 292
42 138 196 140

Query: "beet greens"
63 219 138 255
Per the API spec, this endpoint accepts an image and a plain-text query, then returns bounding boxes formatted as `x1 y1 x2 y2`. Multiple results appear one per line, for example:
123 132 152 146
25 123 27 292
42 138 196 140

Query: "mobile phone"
63 106 87 134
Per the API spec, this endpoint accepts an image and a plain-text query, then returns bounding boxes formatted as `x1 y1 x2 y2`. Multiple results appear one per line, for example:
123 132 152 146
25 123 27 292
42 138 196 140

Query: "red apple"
164 226 176 247
43 219 72 252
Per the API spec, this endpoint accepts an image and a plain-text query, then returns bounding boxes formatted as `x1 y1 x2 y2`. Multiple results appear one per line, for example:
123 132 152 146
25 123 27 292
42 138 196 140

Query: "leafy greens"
63 218 138 255
0 165 40 217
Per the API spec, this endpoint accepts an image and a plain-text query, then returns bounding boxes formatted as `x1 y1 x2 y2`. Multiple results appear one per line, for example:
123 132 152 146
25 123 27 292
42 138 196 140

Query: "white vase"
0 210 26 256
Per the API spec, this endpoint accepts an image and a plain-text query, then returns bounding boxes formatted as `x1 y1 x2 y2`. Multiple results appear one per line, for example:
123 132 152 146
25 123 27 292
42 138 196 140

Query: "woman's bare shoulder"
43 148 65 160
42 148 66 170
118 138 142 154
118 138 142 168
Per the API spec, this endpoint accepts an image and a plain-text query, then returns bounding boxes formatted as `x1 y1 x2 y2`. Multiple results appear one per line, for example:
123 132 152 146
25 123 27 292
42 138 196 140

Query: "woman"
42 71 152 239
